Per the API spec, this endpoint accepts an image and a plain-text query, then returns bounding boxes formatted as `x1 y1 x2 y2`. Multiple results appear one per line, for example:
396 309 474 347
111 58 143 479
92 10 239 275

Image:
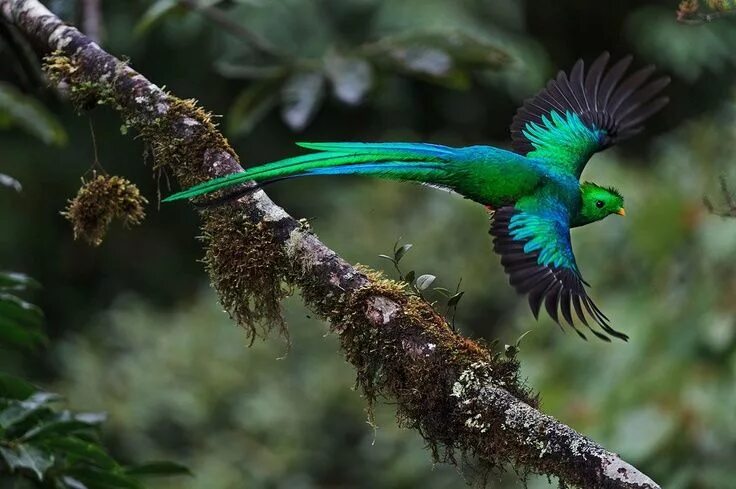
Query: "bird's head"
577 182 625 225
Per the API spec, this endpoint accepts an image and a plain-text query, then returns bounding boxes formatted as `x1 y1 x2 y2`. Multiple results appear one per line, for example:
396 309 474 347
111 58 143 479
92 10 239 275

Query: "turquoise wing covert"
510 52 670 177
490 204 628 341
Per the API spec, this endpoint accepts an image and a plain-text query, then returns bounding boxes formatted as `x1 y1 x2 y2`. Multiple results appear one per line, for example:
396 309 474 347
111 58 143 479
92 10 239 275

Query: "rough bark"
0 1 661 488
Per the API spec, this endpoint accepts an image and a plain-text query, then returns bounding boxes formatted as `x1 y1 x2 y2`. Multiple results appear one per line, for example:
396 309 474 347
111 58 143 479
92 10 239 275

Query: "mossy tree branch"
0 1 661 488
676 0 736 23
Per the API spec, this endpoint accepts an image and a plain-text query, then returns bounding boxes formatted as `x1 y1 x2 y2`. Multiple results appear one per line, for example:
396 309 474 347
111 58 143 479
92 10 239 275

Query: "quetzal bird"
165 52 669 341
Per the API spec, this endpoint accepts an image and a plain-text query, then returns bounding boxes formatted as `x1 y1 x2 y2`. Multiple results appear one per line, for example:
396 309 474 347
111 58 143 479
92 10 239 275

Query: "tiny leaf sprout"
378 239 465 329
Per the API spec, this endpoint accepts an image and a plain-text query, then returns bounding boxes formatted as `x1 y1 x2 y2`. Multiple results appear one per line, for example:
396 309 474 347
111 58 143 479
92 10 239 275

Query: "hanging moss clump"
200 207 292 344
62 173 147 246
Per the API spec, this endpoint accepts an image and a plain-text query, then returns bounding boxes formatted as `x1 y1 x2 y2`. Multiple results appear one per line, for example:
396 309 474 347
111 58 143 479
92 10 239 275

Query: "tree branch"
0 1 660 487
676 2 736 24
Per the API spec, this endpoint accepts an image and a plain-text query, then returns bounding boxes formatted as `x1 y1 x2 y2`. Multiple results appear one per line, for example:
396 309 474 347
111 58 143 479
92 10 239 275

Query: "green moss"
200 207 291 344
138 97 294 339
61 172 147 247
136 95 294 339
44 52 118 110
303 266 537 477
139 97 237 186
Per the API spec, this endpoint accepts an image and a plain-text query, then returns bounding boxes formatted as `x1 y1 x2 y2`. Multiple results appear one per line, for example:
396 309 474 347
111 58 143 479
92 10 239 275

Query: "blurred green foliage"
136 0 517 133
1 0 735 488
0 264 190 488
53 293 468 488
0 82 66 145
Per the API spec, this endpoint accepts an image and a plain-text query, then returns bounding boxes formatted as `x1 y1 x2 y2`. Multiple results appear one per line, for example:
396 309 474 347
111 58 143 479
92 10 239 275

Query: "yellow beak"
616 208 626 216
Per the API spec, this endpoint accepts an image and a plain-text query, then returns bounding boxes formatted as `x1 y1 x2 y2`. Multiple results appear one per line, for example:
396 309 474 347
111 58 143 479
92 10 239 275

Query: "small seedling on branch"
703 175 736 217
504 330 532 359
379 240 465 327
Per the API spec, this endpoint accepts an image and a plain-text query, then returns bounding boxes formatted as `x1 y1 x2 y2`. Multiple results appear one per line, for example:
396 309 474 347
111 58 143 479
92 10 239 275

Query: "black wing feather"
510 52 669 156
490 207 628 341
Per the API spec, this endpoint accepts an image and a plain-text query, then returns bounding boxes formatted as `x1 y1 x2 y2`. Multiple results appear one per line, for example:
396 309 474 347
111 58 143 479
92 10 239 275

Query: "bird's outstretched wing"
490 204 628 341
510 52 669 178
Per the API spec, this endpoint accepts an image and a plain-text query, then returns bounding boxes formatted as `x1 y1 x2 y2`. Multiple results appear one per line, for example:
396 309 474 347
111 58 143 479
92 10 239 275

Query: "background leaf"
125 460 193 477
280 71 325 131
0 391 61 430
0 82 67 145
66 467 142 489
227 79 282 136
39 438 118 469
0 268 190 487
364 31 509 89
0 272 40 291
324 53 374 105
20 415 104 442
216 60 288 80
133 0 180 37
0 293 43 329
0 174 22 192
0 444 53 480
0 374 36 401
0 316 45 350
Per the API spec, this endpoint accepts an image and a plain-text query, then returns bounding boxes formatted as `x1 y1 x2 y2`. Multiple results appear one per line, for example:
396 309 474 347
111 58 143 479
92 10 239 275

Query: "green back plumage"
522 111 605 178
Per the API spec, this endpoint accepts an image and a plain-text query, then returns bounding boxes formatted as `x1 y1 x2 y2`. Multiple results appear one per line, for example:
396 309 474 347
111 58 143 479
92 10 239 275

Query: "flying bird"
164 52 669 341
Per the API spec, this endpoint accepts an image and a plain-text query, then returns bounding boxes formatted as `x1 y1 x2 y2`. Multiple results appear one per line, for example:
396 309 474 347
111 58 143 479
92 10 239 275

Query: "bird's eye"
595 200 605 208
